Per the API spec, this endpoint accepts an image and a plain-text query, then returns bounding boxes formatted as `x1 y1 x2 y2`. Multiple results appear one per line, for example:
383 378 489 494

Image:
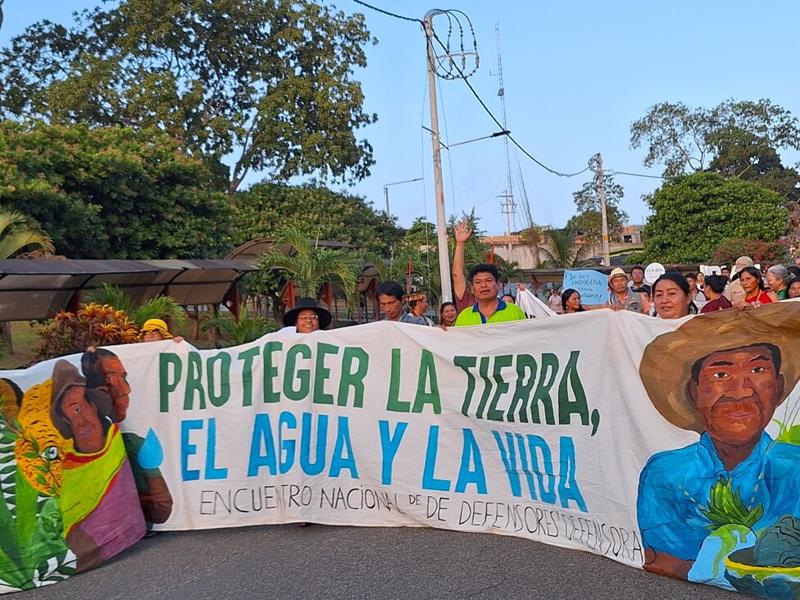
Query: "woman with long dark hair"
652 272 693 319
439 301 458 327
739 266 776 306
561 289 585 314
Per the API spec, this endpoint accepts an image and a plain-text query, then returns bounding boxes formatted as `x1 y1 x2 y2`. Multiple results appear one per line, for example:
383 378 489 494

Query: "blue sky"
3 1 800 234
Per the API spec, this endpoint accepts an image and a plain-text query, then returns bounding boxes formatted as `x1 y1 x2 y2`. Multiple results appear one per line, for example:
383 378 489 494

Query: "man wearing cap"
281 297 333 333
607 268 650 314
50 360 146 571
724 256 753 307
637 304 800 584
406 292 434 326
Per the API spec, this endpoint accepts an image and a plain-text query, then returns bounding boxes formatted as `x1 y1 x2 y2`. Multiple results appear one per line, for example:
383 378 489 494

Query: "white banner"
3 302 800 597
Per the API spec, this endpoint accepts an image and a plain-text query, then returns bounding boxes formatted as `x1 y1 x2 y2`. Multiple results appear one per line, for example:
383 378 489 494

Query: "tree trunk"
1 322 13 355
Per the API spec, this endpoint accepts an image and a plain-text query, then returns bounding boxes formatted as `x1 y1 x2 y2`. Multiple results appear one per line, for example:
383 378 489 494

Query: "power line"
606 170 664 180
352 0 421 24
427 28 589 178
351 2 607 180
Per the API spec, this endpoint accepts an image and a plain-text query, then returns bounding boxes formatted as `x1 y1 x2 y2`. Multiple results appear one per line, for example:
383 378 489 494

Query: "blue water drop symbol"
138 428 164 470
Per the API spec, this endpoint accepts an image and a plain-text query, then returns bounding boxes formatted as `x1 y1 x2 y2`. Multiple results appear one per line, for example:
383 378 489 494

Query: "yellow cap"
140 318 172 339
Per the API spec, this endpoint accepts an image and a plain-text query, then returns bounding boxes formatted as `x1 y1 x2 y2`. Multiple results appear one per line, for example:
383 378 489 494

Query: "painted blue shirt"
637 432 800 561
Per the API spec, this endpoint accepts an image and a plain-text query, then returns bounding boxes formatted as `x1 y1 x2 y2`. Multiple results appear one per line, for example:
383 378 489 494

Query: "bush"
712 238 788 266
36 303 139 360
642 173 788 263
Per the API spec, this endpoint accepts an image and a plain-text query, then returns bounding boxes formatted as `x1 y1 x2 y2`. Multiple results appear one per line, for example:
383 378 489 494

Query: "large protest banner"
2 302 800 598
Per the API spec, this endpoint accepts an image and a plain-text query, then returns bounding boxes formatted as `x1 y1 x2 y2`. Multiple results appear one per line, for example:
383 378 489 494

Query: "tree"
630 99 800 178
256 228 361 301
0 210 54 258
566 160 628 247
539 228 592 268
712 238 787 267
642 172 788 263
0 0 376 193
708 128 800 201
233 183 401 256
0 122 233 258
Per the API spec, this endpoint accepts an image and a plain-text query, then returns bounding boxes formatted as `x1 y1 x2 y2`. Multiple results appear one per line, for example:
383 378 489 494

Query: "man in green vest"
455 263 526 326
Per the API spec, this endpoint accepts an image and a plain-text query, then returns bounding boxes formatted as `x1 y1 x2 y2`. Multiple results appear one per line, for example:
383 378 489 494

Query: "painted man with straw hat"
637 302 800 582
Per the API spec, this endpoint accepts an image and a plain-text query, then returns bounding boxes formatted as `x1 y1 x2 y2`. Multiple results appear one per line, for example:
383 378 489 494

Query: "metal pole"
596 153 611 267
383 185 390 217
424 14 453 302
496 24 515 260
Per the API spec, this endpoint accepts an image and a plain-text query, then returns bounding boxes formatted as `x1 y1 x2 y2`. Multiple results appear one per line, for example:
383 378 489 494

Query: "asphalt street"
14 524 741 600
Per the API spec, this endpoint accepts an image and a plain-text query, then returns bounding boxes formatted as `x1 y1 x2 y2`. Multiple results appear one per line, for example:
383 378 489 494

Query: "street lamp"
383 177 423 219
420 126 510 150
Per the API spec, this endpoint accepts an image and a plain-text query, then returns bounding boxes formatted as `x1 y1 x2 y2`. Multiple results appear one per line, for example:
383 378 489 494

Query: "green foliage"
701 477 764 530
0 0 376 192
233 183 401 256
622 251 647 266
631 99 800 178
642 173 788 263
539 228 592 268
0 412 74 590
0 211 53 258
447 211 488 268
201 304 275 346
493 256 521 284
0 122 232 258
567 160 628 243
712 238 787 266
256 228 361 301
85 284 187 328
36 303 139 360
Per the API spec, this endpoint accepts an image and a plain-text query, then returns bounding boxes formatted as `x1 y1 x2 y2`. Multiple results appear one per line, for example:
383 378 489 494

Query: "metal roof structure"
0 258 257 321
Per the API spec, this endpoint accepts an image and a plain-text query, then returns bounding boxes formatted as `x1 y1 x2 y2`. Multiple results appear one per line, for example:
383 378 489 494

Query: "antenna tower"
494 24 516 256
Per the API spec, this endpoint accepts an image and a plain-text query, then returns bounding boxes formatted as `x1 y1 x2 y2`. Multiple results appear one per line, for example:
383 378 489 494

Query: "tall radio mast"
494 24 516 256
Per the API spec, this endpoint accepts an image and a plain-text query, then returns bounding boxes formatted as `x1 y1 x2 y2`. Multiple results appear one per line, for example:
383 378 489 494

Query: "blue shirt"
637 432 800 561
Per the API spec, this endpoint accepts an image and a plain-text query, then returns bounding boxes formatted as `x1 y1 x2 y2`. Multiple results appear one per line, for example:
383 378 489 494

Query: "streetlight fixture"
420 126 510 150
383 177 423 219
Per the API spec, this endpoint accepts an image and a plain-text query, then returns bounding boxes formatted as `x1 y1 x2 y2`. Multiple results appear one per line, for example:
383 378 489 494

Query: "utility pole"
595 153 611 266
494 24 516 259
424 12 452 302
383 177 423 219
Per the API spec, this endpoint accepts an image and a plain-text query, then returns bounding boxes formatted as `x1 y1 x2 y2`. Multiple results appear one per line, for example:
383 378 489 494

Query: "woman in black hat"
282 297 333 333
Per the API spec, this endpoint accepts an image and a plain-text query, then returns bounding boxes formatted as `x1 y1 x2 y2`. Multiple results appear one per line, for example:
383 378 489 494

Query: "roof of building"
0 258 257 321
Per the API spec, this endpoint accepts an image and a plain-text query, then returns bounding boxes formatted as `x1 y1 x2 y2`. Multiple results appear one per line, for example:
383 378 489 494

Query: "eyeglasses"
297 315 319 321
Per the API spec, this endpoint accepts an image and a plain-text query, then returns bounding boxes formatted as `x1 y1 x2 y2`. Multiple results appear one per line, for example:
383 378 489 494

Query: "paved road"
18 524 738 600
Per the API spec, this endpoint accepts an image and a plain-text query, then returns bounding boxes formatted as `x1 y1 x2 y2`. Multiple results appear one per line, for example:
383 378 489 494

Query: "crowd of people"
278 221 800 334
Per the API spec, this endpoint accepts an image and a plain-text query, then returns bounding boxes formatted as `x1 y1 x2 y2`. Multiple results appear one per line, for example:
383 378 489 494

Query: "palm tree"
256 228 361 304
0 210 54 353
493 256 522 284
0 211 54 259
540 228 593 268
201 303 274 346
86 283 186 328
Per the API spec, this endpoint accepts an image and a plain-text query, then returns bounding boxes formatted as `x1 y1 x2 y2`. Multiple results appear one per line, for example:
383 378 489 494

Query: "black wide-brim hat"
282 297 333 329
